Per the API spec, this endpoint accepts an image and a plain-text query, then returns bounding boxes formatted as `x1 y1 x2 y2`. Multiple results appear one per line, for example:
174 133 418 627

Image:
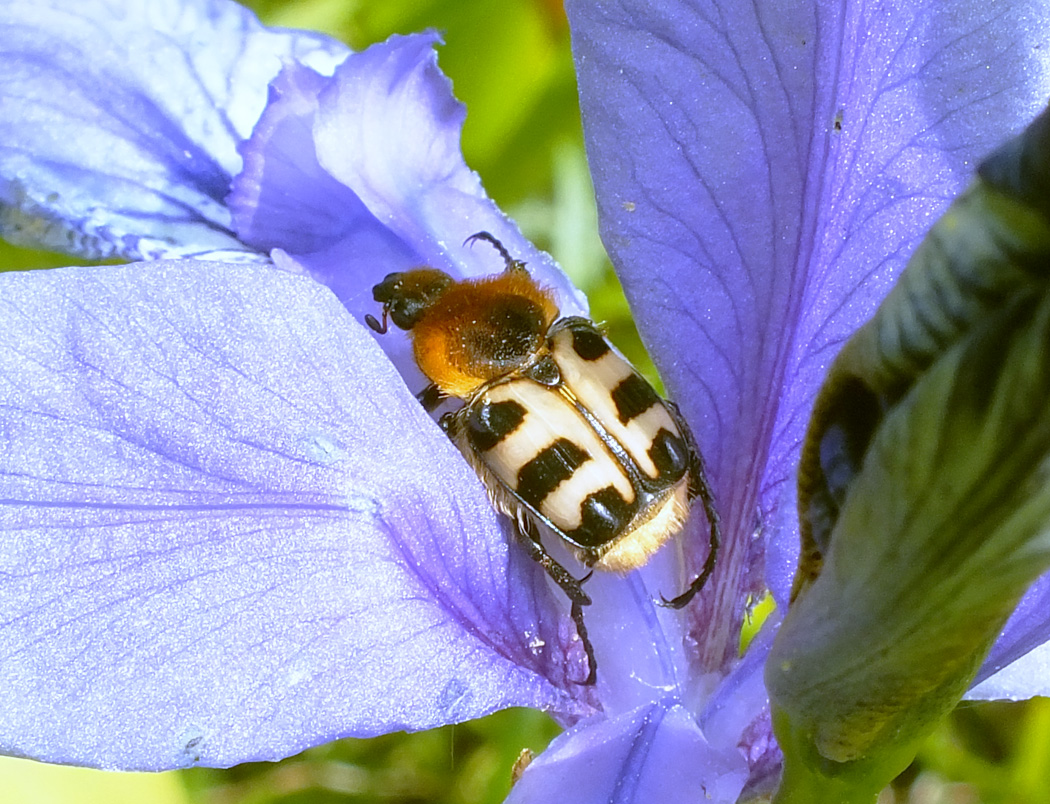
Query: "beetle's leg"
416 383 445 413
515 518 597 685
516 519 592 606
658 404 721 610
464 231 528 274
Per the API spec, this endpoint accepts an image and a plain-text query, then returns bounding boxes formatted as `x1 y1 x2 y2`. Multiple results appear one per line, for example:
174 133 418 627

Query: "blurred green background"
1 1 1047 803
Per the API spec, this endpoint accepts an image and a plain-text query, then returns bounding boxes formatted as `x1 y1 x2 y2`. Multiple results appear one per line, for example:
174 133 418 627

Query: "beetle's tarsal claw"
656 515 719 609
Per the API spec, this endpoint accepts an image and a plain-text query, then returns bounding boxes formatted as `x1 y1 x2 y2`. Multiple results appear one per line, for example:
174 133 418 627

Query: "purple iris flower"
1 0 1049 801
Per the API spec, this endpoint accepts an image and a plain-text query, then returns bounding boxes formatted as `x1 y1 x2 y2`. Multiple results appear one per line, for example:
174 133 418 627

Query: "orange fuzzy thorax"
410 270 560 398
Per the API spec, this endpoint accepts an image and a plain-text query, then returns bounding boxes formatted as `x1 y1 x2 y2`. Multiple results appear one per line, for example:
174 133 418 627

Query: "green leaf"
769 105 1050 801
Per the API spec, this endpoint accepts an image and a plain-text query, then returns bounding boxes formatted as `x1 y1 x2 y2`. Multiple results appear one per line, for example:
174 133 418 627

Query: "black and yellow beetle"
366 232 719 684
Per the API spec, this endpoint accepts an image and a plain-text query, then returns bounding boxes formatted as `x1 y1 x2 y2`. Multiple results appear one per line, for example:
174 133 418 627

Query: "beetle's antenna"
365 310 388 335
465 231 526 273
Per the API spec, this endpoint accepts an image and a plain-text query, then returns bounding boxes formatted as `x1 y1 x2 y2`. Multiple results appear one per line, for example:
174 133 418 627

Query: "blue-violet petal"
0 262 582 769
0 0 347 261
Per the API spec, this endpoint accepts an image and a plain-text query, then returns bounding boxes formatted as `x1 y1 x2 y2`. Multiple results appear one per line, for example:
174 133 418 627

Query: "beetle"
365 232 719 684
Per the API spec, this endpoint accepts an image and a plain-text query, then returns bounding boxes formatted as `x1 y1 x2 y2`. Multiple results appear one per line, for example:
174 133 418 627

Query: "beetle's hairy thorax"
410 270 559 398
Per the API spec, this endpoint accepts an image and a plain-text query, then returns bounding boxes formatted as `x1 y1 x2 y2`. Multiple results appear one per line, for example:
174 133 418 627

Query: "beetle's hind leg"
658 405 721 610
514 518 597 685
